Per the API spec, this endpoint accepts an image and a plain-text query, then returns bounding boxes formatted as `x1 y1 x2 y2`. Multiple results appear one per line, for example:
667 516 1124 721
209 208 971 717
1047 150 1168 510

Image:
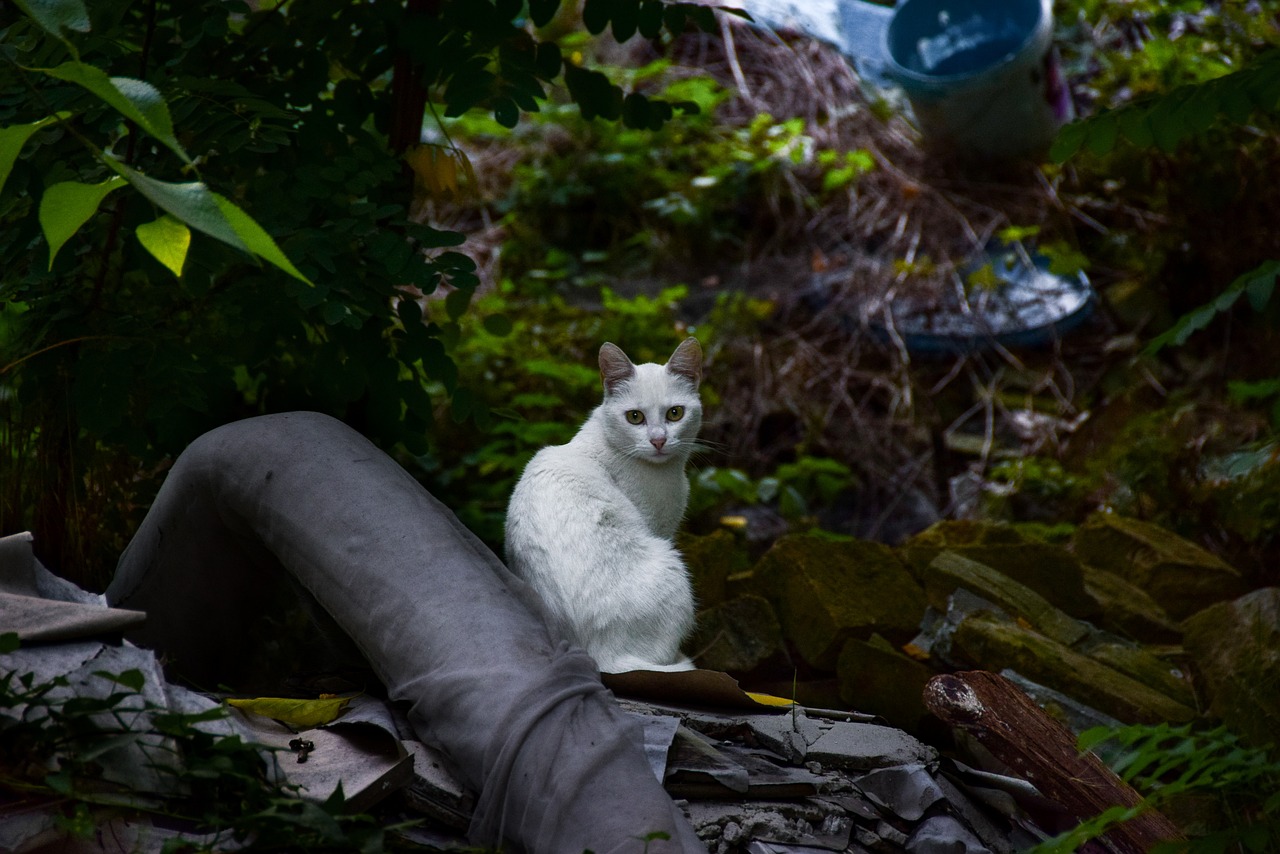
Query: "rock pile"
684 514 1278 749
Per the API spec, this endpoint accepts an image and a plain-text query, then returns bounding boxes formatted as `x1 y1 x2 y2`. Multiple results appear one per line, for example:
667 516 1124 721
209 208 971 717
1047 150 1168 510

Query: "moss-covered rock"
836 635 934 733
750 535 927 670
1182 588 1280 748
680 529 751 608
902 521 1097 618
951 612 1197 724
1078 639 1195 709
690 595 788 674
921 551 1091 647
1080 564 1182 644
1072 514 1246 621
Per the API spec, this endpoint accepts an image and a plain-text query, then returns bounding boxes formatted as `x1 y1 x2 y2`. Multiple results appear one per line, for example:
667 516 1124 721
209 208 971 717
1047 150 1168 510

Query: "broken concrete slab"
806 722 938 772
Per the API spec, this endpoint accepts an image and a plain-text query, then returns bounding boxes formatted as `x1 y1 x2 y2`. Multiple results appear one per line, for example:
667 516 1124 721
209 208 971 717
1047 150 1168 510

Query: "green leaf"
39 175 127 269
12 0 89 40
1145 260 1279 355
105 158 248 252
445 288 472 320
482 313 513 337
1117 107 1154 149
95 668 146 691
1049 121 1086 163
226 695 352 728
611 0 639 42
136 215 191 277
493 97 519 128
0 113 70 198
39 62 191 164
638 0 664 38
582 0 610 34
1085 113 1118 156
107 158 310 283
529 0 560 27
535 42 562 79
0 632 18 653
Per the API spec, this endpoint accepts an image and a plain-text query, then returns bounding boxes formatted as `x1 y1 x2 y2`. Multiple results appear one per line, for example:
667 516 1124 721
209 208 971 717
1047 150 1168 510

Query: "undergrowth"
1030 721 1280 854
0 633 397 852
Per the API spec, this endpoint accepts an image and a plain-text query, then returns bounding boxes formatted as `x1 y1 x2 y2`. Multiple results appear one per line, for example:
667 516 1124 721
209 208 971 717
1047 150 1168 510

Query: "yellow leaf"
744 691 797 708
225 695 351 728
405 144 473 200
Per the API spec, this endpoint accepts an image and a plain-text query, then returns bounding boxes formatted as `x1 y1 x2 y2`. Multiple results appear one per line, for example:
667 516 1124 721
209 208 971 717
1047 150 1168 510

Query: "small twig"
1 337 127 375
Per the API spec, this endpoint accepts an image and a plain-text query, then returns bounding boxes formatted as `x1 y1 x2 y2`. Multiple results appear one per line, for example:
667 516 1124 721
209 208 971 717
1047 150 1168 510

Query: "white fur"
504 341 703 673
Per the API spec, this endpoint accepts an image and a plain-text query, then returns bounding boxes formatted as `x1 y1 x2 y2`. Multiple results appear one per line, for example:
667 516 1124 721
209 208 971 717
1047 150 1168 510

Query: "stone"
1081 563 1182 644
681 529 752 608
951 612 1197 725
1182 587 1280 748
919 551 1092 647
836 636 934 733
691 594 788 674
805 721 937 771
1077 638 1196 709
751 535 927 670
1072 513 1247 621
902 521 1097 618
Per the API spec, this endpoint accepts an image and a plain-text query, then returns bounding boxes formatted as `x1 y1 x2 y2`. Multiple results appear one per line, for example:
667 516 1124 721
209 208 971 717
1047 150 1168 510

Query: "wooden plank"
923 670 1183 854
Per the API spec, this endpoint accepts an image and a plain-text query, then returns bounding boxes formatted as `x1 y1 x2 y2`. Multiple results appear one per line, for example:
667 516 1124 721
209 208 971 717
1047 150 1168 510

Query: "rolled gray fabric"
105 411 704 853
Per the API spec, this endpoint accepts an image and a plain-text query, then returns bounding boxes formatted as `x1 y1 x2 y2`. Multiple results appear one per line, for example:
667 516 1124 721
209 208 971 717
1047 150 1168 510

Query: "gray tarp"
104 411 704 854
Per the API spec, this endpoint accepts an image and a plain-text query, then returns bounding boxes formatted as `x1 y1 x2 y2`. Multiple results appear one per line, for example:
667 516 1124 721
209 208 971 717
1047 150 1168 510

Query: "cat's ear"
599 342 636 394
665 337 702 388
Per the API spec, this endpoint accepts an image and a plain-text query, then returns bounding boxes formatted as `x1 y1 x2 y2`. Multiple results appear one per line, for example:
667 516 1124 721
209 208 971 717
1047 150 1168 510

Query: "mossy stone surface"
1182 587 1280 748
903 521 1096 618
952 612 1197 724
922 551 1091 647
836 635 934 732
751 535 927 670
1080 564 1182 644
680 529 751 608
690 595 787 674
1072 514 1246 621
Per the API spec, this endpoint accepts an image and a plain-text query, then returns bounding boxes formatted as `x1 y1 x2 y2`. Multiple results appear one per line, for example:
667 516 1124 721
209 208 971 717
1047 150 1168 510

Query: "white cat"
504 338 704 673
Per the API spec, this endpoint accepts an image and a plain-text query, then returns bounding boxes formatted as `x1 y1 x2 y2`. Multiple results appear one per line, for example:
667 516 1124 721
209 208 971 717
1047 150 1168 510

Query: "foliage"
1028 721 1280 854
1052 0 1280 357
1051 48 1280 160
455 67 875 276
0 0 740 585
688 456 858 523
0 633 393 851
1143 260 1280 355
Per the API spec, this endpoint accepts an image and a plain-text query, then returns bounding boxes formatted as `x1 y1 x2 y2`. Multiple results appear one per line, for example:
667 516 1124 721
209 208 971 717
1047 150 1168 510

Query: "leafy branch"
1051 48 1280 161
1028 722 1280 854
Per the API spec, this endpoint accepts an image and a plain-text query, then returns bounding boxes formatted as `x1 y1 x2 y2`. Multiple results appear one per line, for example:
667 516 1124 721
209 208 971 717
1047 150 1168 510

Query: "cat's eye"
625 410 645 425
666 406 685 422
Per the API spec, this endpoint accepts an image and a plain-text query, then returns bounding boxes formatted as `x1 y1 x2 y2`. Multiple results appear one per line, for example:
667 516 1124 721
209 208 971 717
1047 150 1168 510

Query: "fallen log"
923 670 1183 854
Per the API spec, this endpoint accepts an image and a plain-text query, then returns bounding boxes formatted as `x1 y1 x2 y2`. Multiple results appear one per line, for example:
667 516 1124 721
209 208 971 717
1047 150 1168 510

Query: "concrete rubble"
2 529 1062 854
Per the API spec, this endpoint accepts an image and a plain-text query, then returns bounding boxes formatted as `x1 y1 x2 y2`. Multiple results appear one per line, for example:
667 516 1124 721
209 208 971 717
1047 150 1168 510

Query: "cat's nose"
650 436 666 450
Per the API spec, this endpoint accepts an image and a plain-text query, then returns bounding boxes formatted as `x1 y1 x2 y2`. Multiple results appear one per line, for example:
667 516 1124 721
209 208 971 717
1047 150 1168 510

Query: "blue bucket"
883 0 1072 158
